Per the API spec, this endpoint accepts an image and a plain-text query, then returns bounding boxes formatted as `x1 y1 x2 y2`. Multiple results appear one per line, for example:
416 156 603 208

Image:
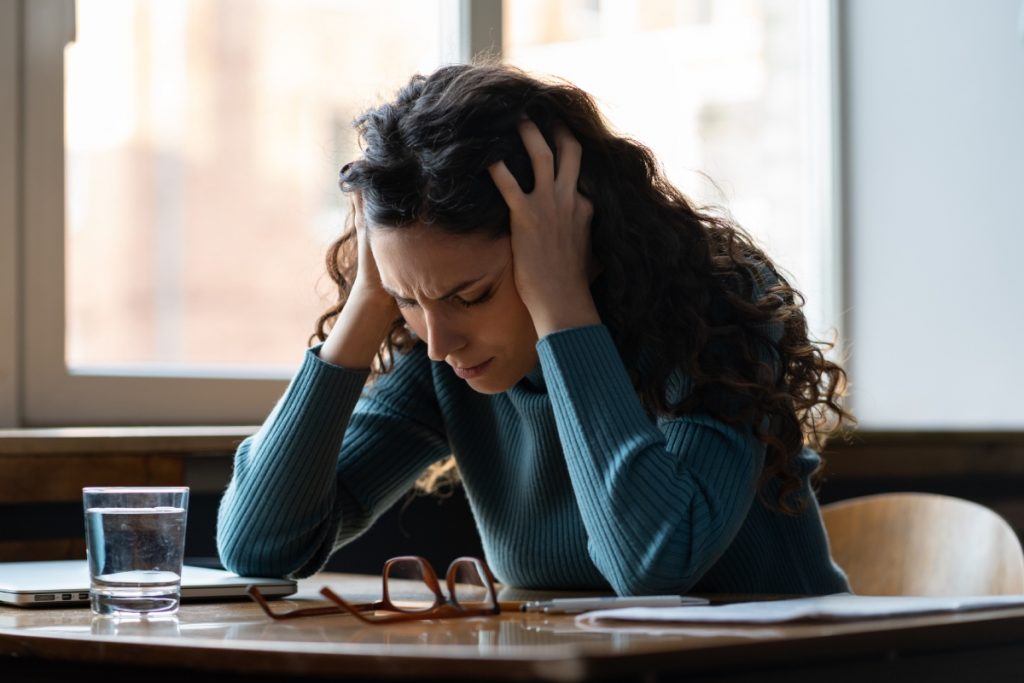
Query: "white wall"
843 0 1024 429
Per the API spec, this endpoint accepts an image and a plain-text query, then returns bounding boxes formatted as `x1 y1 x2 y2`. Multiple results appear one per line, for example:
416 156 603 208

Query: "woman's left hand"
488 120 600 338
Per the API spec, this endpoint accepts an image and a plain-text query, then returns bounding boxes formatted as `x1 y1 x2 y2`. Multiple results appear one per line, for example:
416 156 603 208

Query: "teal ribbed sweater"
217 324 849 595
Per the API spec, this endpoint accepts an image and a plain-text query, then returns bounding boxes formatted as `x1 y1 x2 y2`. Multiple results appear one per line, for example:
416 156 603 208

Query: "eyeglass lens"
449 559 490 609
384 558 441 612
382 557 493 613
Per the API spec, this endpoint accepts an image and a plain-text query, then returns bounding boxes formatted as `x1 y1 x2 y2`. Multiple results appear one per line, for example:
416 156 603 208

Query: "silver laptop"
0 560 296 607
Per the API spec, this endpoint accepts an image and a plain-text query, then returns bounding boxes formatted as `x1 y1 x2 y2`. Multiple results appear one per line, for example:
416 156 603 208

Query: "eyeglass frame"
247 555 501 624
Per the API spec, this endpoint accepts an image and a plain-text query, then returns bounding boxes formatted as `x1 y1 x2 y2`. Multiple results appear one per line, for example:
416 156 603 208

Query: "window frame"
6 0 498 428
0 0 19 428
3 0 838 428
805 0 846 374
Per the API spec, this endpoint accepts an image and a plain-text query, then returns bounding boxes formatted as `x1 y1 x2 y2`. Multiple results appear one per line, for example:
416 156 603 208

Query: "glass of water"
82 487 189 616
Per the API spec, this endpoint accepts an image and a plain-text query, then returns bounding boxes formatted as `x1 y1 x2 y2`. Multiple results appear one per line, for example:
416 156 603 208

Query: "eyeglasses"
247 555 500 624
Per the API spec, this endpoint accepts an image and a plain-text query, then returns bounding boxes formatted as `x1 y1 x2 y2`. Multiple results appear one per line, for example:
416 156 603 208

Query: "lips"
451 357 494 380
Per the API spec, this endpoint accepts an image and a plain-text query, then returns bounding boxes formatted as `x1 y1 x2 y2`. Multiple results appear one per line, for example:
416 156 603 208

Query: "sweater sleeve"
216 344 449 579
537 324 764 596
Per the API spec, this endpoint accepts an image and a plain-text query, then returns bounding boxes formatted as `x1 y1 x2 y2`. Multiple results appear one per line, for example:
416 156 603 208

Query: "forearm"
217 343 450 579
320 290 399 368
538 325 762 595
216 348 370 577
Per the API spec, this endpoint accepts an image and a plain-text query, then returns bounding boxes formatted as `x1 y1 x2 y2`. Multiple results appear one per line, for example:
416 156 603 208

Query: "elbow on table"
216 533 274 579
215 501 340 580
591 534 713 596
595 549 706 596
215 487 340 579
603 567 702 597
215 518 309 579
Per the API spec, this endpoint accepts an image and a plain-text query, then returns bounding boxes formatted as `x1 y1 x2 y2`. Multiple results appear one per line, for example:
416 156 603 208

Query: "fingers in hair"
517 119 555 188
552 123 583 193
488 160 524 206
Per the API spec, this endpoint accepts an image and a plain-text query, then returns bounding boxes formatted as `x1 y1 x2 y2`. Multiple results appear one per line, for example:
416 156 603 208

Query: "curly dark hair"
313 63 853 513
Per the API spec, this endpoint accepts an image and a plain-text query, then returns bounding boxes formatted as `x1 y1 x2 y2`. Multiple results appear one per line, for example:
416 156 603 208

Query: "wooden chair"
822 492 1024 596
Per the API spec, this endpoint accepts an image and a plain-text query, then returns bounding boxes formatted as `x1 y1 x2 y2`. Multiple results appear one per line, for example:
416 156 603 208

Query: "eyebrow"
382 275 488 303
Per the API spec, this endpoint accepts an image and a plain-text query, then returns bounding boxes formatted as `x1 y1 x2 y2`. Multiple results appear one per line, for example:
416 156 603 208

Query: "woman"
217 63 853 596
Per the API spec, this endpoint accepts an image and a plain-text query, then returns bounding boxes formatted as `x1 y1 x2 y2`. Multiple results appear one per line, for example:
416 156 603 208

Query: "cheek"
498 290 535 336
490 296 538 356
478 299 525 341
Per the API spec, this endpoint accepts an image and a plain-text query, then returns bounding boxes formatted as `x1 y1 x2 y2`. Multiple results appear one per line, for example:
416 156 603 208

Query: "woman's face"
371 224 539 394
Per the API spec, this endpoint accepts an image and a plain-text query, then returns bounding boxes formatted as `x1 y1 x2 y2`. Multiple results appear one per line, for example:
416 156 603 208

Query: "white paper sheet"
576 593 1024 626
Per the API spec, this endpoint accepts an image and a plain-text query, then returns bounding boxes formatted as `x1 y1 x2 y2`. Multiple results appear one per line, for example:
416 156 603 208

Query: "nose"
423 310 467 362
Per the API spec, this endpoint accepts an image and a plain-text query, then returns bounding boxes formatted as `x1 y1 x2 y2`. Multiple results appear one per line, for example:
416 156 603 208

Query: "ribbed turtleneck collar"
519 363 546 392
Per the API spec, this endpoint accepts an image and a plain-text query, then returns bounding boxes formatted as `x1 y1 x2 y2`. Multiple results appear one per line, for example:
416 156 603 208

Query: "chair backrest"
822 492 1024 596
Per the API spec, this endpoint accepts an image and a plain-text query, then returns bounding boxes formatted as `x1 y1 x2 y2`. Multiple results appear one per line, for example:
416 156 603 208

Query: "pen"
520 595 699 614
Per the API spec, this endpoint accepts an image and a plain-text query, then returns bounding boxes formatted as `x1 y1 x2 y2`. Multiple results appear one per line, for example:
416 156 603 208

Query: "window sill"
823 430 1024 478
0 427 1022 476
0 426 257 457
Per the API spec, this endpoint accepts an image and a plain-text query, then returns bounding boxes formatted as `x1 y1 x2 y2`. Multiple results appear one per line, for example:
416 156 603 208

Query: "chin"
465 376 515 395
457 355 536 395
462 364 525 395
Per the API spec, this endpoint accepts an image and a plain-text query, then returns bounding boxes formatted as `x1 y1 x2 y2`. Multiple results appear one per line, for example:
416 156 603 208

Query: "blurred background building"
64 0 829 371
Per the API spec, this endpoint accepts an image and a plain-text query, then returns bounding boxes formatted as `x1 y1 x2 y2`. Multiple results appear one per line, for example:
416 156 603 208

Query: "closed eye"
393 296 419 309
450 289 494 309
387 285 495 310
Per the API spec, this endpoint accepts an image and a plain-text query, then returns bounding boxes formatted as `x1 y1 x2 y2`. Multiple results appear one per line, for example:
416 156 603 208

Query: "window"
503 0 841 343
64 0 459 372
12 0 474 426
4 0 837 428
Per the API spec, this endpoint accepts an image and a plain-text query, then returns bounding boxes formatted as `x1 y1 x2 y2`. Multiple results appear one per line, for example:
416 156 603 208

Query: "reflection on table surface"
4 601 777 653
4 573 1024 659
0 573 790 655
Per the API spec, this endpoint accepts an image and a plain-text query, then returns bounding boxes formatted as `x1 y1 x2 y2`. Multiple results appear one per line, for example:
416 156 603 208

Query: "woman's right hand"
321 192 400 368
349 192 394 306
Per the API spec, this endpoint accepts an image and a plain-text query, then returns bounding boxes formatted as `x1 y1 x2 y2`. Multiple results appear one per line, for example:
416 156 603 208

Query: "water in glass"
83 488 188 616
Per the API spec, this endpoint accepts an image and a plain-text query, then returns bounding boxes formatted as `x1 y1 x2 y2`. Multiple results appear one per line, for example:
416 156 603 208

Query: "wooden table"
2 573 1024 682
